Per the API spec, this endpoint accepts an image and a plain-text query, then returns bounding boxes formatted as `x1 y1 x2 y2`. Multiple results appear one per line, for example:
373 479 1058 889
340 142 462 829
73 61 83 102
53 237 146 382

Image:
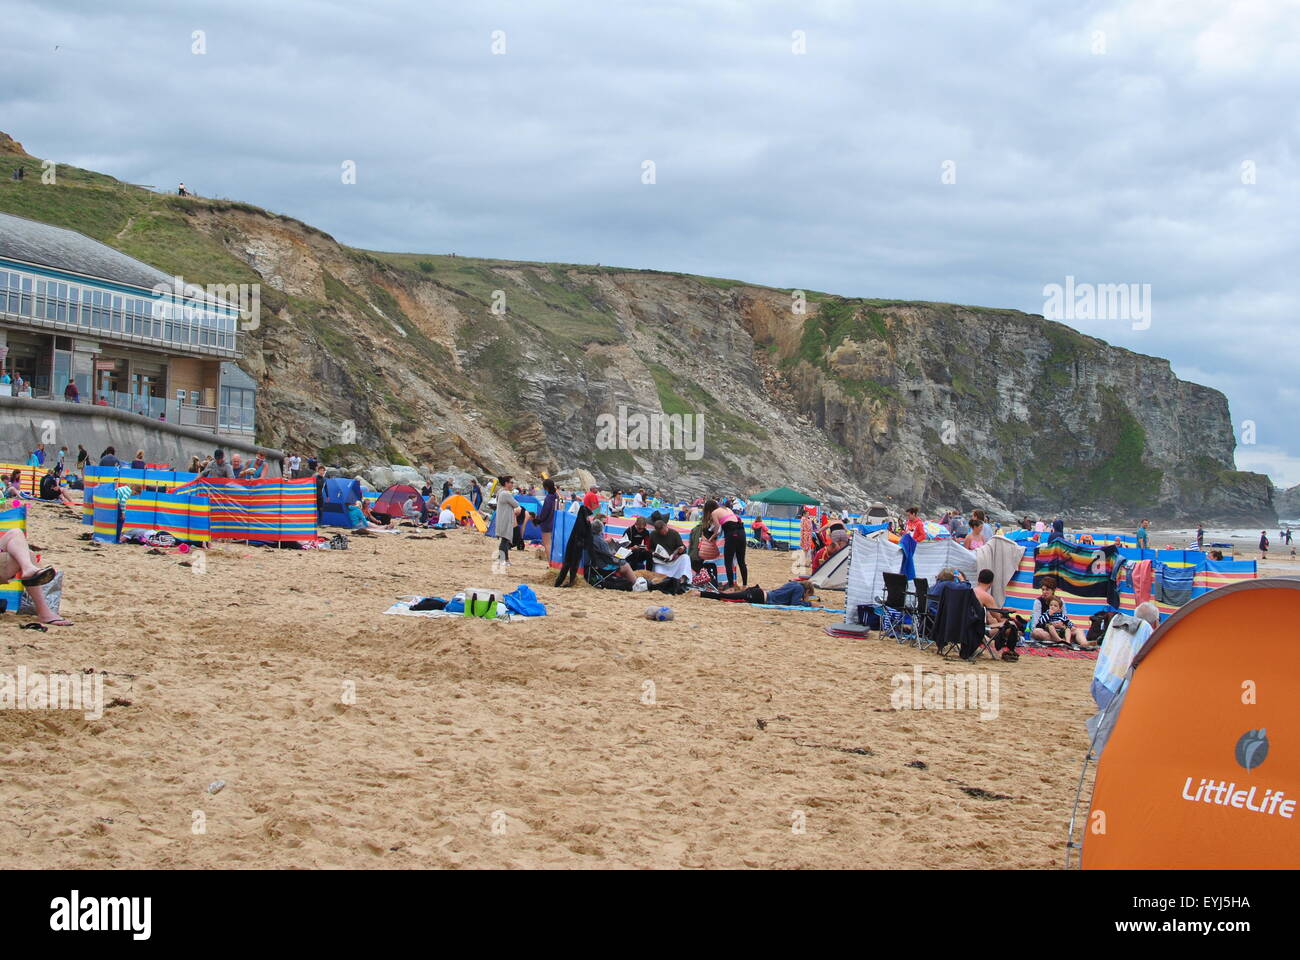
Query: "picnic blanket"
752 604 845 613
1016 644 1099 660
383 598 515 621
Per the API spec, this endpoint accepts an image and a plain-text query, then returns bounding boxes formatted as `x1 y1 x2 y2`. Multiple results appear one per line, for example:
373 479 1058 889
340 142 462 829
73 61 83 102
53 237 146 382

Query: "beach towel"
1034 540 1124 600
899 533 917 579
974 535 1023 606
1129 559 1154 606
1156 564 1195 607
753 604 845 613
1090 614 1154 709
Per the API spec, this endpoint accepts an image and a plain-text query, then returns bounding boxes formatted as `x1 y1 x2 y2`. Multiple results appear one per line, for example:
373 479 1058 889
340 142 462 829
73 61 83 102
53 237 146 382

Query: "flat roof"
0 211 173 292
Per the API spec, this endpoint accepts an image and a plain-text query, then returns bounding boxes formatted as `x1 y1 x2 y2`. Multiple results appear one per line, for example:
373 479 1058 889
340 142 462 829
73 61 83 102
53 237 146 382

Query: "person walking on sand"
1260 531 1269 558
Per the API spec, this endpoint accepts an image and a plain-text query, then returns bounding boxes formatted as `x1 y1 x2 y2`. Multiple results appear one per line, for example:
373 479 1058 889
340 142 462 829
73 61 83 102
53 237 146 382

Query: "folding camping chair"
586 560 627 590
877 573 919 644
910 577 934 650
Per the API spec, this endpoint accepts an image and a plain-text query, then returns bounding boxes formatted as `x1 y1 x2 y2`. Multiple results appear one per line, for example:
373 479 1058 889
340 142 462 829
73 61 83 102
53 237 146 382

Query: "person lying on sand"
0 528 71 626
766 579 816 607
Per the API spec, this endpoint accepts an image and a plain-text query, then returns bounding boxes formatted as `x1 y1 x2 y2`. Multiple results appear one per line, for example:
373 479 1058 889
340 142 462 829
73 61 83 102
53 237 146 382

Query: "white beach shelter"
844 532 980 624
809 543 852 590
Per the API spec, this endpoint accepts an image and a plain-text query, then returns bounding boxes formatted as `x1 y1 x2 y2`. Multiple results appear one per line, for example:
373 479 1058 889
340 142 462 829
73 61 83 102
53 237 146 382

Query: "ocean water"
1157 527 1294 542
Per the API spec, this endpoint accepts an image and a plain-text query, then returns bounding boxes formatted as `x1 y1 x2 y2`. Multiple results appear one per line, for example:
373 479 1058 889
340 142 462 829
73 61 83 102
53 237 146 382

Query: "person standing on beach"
1136 518 1150 550
469 478 483 510
1260 530 1269 558
493 476 519 568
76 444 89 475
704 498 748 586
537 477 558 560
1196 524 1204 550
800 510 815 565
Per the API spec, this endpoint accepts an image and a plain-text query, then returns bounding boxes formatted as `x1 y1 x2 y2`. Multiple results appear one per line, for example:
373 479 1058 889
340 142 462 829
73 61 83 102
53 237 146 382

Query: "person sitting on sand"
1032 597 1093 648
434 504 457 529
624 515 652 570
648 518 691 582
587 520 637 585
811 528 849 573
38 470 80 514
688 520 719 586
0 528 71 626
3 470 22 500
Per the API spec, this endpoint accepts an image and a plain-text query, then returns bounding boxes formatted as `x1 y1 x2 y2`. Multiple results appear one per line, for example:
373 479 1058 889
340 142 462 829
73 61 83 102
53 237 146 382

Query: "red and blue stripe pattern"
173 477 317 542
120 490 211 544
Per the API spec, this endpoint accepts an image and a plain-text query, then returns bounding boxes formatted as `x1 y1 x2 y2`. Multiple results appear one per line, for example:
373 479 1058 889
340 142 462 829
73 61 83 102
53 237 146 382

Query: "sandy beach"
0 503 1107 869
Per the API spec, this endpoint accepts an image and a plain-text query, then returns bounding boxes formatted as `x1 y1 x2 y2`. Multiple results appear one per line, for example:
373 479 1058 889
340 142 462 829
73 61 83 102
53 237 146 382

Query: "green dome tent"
750 486 820 520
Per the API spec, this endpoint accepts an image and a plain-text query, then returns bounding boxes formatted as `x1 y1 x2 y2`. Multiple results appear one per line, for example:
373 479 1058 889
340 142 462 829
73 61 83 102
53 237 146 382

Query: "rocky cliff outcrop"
0 138 1274 522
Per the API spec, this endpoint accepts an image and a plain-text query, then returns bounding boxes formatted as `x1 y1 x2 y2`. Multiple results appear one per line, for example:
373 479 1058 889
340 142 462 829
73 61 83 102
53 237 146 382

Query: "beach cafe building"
0 211 255 440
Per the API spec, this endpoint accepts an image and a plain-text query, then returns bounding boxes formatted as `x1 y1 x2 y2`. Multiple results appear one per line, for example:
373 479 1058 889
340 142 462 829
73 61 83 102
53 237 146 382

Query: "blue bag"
503 584 547 617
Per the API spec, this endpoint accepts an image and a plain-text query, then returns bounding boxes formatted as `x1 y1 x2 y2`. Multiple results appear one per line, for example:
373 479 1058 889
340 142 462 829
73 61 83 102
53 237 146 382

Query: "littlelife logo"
49 891 151 940
1178 729 1294 821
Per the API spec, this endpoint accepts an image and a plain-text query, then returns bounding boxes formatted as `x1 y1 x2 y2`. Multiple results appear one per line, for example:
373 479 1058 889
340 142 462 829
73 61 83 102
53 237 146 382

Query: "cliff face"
0 138 1274 522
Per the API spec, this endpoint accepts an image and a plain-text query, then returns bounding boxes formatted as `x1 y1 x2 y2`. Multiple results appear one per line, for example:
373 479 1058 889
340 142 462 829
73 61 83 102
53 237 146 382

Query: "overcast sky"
4 0 1296 486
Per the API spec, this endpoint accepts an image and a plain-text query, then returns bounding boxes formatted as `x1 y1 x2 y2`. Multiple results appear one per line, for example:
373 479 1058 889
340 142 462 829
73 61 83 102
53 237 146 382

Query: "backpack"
1087 610 1117 646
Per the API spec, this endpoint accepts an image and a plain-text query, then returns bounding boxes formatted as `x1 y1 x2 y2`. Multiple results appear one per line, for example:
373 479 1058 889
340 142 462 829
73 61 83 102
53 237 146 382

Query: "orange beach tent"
440 494 487 532
1083 579 1300 869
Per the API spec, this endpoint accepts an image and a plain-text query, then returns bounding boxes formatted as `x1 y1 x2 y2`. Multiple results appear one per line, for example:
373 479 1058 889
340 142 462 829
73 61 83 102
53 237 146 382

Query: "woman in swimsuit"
703 498 748 586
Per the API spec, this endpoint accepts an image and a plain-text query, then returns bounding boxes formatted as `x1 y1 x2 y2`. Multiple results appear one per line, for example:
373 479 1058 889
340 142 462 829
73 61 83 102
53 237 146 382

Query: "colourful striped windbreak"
1004 543 1258 630
0 463 42 496
120 490 211 544
173 477 318 542
0 503 26 613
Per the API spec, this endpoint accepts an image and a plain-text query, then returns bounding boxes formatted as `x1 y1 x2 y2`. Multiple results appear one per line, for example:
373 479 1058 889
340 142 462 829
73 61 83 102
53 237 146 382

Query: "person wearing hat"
201 449 234 479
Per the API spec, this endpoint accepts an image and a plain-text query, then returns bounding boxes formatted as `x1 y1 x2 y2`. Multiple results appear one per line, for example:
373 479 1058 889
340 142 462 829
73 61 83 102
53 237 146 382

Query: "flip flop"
20 567 55 588
39 618 73 627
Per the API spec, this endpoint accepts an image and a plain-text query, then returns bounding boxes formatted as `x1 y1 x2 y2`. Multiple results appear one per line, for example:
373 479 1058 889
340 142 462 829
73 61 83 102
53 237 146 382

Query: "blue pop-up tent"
320 477 363 528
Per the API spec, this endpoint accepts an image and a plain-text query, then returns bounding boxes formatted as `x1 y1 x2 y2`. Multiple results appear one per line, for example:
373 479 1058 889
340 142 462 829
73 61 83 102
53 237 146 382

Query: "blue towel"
899 534 917 579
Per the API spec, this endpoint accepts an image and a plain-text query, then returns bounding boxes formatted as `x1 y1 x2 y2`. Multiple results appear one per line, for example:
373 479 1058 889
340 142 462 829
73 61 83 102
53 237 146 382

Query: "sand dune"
0 507 1095 868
